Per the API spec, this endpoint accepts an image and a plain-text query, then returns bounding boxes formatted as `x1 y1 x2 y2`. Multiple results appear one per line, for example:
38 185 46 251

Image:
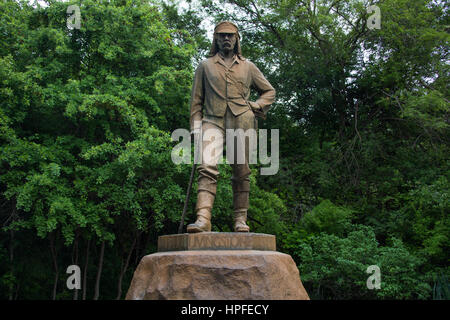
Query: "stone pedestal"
158 232 276 251
125 233 309 300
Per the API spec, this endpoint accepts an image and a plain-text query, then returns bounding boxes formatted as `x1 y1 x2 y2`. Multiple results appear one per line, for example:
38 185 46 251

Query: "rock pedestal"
126 232 309 300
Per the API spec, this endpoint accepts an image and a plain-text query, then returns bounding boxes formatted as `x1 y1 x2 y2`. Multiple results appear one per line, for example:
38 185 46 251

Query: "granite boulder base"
125 233 310 300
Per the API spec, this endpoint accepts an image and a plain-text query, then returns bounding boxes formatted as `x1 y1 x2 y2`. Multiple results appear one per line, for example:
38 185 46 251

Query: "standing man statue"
187 21 275 233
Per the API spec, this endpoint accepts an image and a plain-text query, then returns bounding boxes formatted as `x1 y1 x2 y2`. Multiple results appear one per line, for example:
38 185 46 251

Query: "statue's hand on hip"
249 101 265 119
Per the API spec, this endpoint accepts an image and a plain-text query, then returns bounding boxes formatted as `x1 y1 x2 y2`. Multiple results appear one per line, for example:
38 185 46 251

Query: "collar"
213 52 240 66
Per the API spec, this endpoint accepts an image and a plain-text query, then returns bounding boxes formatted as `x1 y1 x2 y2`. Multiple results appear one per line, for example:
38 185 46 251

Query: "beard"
220 43 234 54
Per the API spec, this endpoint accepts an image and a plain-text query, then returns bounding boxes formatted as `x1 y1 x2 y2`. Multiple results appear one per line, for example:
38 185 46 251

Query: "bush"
288 225 431 299
301 199 354 236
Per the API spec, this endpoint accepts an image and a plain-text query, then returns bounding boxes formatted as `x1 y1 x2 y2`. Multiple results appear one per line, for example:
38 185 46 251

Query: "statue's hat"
214 21 239 37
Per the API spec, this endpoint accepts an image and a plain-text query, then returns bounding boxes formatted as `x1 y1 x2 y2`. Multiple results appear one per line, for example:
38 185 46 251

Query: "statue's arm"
249 62 276 118
190 62 205 132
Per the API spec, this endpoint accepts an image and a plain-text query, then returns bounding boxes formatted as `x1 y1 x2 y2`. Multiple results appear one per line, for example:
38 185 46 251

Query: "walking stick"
178 130 201 234
178 162 196 234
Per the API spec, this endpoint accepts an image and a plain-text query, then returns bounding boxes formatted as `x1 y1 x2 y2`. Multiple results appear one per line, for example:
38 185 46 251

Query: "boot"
233 192 250 232
234 209 250 232
187 191 215 233
187 209 211 233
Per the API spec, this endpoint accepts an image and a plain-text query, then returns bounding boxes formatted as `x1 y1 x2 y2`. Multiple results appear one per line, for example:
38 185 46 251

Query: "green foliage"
0 0 200 299
202 0 448 300
0 0 448 300
301 199 353 236
407 176 449 261
0 0 195 243
294 226 431 300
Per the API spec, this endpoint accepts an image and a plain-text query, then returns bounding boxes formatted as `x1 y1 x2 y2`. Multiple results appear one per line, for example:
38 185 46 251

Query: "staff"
178 129 201 234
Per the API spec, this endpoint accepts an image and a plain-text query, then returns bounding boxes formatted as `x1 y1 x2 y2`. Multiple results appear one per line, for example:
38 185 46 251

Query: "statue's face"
216 33 237 54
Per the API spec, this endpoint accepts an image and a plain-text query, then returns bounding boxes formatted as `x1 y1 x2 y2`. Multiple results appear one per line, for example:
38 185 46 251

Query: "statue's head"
208 21 243 58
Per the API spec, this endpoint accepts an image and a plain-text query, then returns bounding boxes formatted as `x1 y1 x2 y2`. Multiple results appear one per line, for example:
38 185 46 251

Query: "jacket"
189 53 276 131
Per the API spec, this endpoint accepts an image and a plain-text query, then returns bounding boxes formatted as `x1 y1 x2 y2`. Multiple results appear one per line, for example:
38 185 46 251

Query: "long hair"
208 31 244 59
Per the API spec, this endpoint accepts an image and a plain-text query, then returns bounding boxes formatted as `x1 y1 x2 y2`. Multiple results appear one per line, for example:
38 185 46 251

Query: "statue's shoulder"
195 57 213 71
242 58 259 73
242 57 255 66
239 55 249 62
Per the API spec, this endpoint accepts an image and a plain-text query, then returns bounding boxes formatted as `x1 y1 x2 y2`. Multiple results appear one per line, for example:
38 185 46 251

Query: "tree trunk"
14 283 20 300
49 234 59 300
9 227 14 300
93 241 105 300
8 205 17 300
143 230 152 257
82 238 90 300
136 231 150 265
72 234 79 300
116 235 137 300
134 233 141 265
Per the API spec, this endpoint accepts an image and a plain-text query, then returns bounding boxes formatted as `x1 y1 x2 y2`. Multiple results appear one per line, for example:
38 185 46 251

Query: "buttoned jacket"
190 53 275 130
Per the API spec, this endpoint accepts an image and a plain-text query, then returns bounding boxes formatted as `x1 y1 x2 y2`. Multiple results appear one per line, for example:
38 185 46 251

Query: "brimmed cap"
214 21 239 34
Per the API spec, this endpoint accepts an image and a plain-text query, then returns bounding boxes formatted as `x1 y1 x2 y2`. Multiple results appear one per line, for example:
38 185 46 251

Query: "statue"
187 21 275 233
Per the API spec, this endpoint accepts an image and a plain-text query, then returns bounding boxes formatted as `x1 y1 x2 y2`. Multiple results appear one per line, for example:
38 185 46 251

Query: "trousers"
197 106 256 195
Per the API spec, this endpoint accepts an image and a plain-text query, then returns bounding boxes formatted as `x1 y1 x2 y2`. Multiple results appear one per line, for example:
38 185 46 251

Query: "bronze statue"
187 21 275 233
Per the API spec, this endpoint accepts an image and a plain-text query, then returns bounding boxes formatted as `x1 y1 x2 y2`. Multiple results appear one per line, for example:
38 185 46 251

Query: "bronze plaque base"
158 232 276 252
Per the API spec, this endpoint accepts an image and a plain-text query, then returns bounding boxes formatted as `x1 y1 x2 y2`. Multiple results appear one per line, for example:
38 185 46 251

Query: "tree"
0 0 196 299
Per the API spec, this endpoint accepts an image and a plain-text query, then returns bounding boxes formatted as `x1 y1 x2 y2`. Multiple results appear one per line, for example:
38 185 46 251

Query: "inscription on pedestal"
158 232 276 252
